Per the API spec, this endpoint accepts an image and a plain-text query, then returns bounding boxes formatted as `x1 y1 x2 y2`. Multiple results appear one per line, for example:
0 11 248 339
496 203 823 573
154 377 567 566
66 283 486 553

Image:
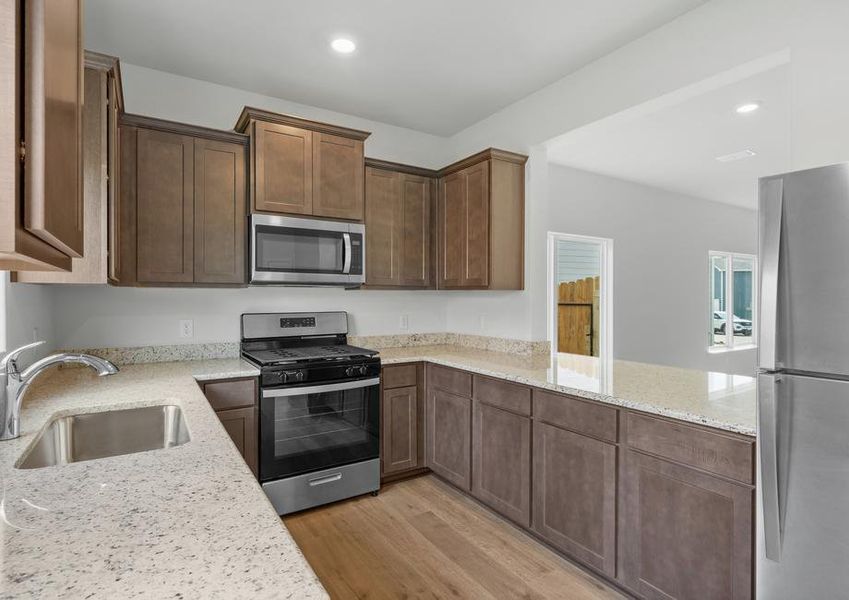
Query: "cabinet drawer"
533 390 618 443
625 412 754 484
203 378 257 411
382 364 418 389
473 375 531 416
427 364 472 398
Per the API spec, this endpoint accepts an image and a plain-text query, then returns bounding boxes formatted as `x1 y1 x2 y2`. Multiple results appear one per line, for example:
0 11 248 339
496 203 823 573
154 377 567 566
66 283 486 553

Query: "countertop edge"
379 355 756 437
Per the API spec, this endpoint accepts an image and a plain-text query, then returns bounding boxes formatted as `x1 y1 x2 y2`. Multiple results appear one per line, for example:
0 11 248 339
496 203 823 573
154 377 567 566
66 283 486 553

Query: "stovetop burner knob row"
344 365 368 377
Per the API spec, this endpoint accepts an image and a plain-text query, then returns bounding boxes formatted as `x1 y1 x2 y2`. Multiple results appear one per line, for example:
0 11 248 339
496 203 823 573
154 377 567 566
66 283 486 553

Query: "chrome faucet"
0 341 119 441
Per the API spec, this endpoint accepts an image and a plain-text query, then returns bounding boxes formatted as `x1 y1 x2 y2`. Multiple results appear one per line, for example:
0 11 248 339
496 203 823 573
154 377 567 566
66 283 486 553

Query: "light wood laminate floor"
283 475 627 600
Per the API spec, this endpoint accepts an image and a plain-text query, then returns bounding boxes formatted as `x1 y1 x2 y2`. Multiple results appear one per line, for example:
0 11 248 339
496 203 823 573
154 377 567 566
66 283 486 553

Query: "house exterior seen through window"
709 251 756 350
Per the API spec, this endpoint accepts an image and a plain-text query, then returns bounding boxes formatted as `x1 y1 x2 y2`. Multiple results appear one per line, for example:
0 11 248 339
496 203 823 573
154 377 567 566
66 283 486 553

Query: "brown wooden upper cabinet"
437 149 527 290
234 107 370 221
117 115 248 286
0 0 84 271
15 52 124 284
364 160 435 288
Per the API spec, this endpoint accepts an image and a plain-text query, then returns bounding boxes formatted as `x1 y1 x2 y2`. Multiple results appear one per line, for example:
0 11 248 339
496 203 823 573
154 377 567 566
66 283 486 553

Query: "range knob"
357 365 368 376
345 366 356 377
281 370 305 383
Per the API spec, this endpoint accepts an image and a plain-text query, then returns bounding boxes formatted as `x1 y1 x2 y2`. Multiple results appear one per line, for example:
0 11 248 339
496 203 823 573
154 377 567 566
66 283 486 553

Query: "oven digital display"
280 317 316 328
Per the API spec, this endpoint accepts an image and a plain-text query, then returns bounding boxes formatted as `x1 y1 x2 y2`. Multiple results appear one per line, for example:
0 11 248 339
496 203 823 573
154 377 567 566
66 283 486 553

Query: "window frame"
708 250 758 353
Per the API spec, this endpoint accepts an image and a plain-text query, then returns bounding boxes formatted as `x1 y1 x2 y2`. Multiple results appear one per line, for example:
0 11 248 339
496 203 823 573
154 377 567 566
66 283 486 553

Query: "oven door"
251 214 364 285
259 377 380 482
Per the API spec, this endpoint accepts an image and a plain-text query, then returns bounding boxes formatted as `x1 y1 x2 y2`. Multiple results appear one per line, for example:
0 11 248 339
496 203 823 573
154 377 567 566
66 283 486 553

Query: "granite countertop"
0 359 328 600
377 345 757 436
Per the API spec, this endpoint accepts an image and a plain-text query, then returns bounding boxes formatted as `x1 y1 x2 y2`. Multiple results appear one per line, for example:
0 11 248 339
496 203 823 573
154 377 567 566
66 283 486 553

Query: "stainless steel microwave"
250 214 365 285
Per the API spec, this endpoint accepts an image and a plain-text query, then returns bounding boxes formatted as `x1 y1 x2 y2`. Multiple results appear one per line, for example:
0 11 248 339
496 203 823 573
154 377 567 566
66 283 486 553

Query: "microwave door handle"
342 232 352 274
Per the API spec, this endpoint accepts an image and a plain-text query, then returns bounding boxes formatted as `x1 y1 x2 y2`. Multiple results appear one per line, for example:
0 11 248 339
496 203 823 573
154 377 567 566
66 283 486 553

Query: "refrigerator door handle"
758 373 783 562
759 177 783 370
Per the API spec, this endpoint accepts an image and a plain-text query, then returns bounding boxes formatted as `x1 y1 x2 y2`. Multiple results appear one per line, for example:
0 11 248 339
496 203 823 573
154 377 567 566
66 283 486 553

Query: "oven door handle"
262 377 380 398
342 232 352 274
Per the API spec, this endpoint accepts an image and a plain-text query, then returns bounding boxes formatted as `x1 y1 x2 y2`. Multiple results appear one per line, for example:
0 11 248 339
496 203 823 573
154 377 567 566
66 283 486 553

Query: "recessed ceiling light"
735 102 761 114
331 38 356 54
715 149 757 162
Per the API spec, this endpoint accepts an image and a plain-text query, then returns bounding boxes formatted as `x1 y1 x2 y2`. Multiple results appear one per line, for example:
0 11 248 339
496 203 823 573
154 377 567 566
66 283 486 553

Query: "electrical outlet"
399 315 409 331
179 319 194 339
31 327 39 342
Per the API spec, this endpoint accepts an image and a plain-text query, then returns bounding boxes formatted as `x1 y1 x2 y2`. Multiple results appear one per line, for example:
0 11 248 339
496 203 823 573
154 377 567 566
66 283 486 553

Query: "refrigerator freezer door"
756 372 849 599
759 163 849 376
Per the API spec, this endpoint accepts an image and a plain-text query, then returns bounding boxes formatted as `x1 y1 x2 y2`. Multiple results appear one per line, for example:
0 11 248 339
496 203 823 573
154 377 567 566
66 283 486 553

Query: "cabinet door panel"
217 406 258 476
463 161 489 287
253 121 312 215
472 401 531 526
194 138 246 284
620 450 753 600
313 132 364 220
365 167 400 285
23 0 84 257
439 172 465 287
135 129 194 283
532 422 616 576
382 385 419 475
400 174 431 287
426 388 471 490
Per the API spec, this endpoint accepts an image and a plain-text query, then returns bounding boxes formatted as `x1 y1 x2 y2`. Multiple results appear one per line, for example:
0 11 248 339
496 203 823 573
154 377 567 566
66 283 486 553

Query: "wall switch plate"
179 319 194 338
399 315 409 331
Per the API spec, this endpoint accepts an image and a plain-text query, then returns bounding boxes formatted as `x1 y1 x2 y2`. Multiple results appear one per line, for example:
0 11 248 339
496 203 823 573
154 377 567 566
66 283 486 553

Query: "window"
547 232 613 391
709 251 756 350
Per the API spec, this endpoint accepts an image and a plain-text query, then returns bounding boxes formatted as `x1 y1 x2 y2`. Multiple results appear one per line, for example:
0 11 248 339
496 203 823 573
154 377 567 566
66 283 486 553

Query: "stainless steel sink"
17 405 190 469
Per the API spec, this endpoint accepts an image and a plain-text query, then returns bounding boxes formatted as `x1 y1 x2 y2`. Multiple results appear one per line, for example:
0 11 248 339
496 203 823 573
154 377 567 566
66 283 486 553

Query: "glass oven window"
259 382 379 480
255 225 344 273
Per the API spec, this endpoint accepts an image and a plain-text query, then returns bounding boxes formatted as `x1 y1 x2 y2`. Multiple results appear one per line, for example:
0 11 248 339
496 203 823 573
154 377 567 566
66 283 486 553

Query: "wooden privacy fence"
557 276 600 356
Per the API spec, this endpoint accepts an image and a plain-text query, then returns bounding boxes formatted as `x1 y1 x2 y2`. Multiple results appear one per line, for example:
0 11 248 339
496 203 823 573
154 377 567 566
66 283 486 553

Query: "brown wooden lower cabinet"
202 377 258 476
471 399 531 527
397 362 755 599
217 406 258 476
382 385 419 475
426 387 472 490
619 448 754 600
532 421 617 576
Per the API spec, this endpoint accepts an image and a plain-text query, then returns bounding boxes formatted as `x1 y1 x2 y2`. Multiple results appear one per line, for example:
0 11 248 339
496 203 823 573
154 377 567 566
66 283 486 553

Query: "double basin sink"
17 405 190 469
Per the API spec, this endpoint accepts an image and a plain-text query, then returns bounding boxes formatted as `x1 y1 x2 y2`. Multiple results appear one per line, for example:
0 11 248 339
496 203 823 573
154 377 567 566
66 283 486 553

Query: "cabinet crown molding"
234 106 372 141
120 113 249 145
83 50 124 111
364 157 439 179
438 148 528 177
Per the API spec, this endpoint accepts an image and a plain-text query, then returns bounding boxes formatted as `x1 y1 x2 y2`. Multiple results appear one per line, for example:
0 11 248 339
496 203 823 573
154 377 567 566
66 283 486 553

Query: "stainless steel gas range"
240 311 380 515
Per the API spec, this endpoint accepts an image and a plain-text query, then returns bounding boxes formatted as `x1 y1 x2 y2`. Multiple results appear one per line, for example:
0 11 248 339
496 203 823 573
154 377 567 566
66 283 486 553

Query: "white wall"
545 165 757 375
2 275 56 358
119 64 451 169
53 286 446 349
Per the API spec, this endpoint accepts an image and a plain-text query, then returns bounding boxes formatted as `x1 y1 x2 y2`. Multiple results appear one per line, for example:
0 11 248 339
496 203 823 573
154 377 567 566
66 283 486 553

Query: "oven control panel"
279 317 316 329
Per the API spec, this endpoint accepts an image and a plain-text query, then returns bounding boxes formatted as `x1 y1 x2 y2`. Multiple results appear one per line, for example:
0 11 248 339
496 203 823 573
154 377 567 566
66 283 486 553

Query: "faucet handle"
1 341 46 375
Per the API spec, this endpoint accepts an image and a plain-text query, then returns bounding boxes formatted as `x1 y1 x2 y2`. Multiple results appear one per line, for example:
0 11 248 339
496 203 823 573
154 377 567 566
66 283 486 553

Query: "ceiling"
84 0 706 136
546 65 792 209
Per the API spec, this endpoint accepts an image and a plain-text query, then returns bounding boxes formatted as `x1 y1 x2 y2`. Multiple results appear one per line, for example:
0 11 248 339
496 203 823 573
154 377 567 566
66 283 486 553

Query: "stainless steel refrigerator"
757 163 849 599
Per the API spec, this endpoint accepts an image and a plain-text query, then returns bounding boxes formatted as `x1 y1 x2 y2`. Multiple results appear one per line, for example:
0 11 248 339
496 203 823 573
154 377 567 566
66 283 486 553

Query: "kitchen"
2 1 848 599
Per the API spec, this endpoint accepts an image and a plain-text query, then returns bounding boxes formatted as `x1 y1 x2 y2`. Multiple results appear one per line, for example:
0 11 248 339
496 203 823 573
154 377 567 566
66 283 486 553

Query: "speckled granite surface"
69 333 549 365
0 359 326 600
377 345 757 436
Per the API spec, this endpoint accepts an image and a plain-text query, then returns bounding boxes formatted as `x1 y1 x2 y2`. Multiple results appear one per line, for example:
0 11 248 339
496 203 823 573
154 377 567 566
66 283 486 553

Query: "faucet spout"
1 344 118 441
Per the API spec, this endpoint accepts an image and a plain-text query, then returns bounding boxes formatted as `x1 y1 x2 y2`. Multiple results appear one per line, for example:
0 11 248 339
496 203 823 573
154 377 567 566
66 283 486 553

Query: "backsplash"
68 334 550 365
